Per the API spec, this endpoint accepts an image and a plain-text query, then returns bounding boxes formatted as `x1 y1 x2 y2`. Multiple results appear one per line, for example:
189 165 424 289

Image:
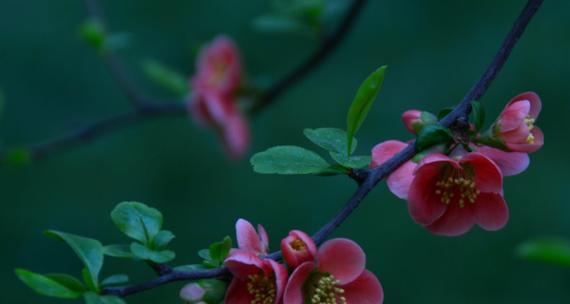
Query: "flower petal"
224 278 254 304
265 259 288 302
370 140 408 167
461 152 503 193
499 100 530 132
342 270 384 304
474 192 509 231
222 112 250 159
225 249 264 279
283 262 316 304
407 157 451 225
506 127 544 153
426 202 475 236
386 161 417 199
317 238 366 285
235 218 262 253
476 146 529 176
257 224 269 254
510 91 541 118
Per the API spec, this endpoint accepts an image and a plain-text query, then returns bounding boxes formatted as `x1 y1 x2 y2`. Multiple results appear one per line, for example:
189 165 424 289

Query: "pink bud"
280 230 317 268
401 109 425 134
179 283 206 302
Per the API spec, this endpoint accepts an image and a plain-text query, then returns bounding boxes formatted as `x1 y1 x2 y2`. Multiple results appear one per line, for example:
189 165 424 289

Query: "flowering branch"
100 0 545 297
0 0 367 164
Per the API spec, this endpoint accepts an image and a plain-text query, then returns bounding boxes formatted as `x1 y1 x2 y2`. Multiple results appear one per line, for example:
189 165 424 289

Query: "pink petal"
426 202 475 236
225 278 254 304
474 192 509 231
461 153 503 193
506 127 544 153
343 270 384 304
283 262 316 304
317 238 366 285
509 92 542 118
235 218 262 254
401 109 422 134
407 159 449 226
499 100 530 132
386 161 417 199
223 113 250 159
225 250 264 279
257 224 269 254
415 153 460 170
370 140 408 167
265 259 288 302
476 146 529 176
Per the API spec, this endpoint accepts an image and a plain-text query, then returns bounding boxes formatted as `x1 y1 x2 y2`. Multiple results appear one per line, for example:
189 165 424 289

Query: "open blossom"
281 230 317 268
371 140 417 199
493 92 543 153
408 152 509 236
235 218 269 255
188 35 250 159
284 238 384 304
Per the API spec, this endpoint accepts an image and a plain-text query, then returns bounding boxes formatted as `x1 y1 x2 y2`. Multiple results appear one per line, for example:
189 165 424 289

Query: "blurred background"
1 0 569 303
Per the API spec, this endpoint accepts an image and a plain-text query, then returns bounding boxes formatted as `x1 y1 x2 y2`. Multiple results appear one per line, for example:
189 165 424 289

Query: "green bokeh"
1 0 569 303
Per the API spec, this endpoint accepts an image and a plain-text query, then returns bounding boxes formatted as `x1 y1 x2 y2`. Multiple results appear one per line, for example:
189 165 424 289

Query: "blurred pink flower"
408 152 508 236
281 230 317 268
284 238 384 304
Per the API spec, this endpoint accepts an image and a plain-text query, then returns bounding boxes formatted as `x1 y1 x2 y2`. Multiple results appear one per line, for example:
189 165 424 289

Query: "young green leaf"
84 292 126 304
101 274 129 287
44 230 103 290
517 238 570 268
205 236 232 267
346 65 387 154
143 60 188 97
45 273 86 293
80 20 106 52
250 146 331 174
103 245 133 259
303 128 357 154
111 202 163 245
329 152 371 169
415 124 454 151
15 269 82 299
153 230 175 249
130 243 175 264
469 101 485 131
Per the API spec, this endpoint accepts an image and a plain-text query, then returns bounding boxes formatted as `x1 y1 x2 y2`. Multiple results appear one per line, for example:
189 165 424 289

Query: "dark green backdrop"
1 0 569 303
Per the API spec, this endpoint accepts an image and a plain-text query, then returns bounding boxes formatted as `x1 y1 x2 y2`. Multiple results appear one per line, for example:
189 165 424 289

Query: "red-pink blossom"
408 152 509 236
192 35 242 94
281 230 317 268
371 140 417 199
225 250 288 304
284 238 384 304
493 92 543 153
235 218 269 255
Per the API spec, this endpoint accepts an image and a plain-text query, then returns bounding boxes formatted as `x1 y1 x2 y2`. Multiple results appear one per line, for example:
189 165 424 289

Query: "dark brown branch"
102 0 544 297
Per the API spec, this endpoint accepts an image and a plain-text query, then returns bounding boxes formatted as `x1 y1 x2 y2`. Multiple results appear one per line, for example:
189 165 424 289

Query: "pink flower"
281 230 317 268
188 35 250 159
284 238 384 304
235 218 269 255
408 152 509 236
493 92 543 153
371 140 417 199
225 251 288 304
401 109 422 134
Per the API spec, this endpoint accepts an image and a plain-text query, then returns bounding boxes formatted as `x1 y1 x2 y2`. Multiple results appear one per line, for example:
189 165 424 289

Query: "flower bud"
180 279 227 303
281 230 317 268
180 283 205 303
401 110 437 134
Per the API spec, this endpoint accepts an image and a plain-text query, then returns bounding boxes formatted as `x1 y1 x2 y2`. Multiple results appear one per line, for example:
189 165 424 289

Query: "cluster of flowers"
188 35 250 159
371 92 543 236
218 219 383 304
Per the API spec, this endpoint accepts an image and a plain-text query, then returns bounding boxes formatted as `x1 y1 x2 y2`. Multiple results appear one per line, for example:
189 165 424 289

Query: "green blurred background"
1 0 569 303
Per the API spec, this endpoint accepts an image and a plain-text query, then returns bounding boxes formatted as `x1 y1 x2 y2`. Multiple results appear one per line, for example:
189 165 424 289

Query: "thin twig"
102 0 544 297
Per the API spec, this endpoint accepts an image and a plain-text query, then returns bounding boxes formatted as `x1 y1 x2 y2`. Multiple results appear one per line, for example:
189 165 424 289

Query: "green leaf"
130 243 175 264
143 60 188 96
198 279 228 303
80 20 106 52
4 147 31 166
250 146 331 174
45 273 86 292
84 292 126 304
44 230 103 290
15 269 82 299
82 268 98 292
469 101 485 131
111 202 163 245
346 65 387 154
198 249 212 261
437 107 454 120
517 238 570 268
207 236 232 267
303 128 356 154
415 124 454 151
103 245 133 259
101 274 129 287
329 152 371 169
253 15 309 34
153 230 175 249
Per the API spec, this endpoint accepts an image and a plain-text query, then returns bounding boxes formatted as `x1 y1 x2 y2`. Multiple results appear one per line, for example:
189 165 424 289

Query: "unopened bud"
402 109 437 134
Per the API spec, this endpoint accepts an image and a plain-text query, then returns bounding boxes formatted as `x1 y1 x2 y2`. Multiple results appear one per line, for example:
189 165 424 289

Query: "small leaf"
517 238 570 268
84 292 126 304
346 65 387 154
4 147 31 166
15 269 82 299
415 124 453 151
208 236 232 267
329 152 371 169
45 273 86 292
101 274 129 287
469 101 485 131
153 230 175 249
130 243 175 264
143 60 188 96
103 245 133 259
44 231 103 290
437 107 454 120
111 202 163 245
82 268 98 292
250 146 331 174
198 249 212 261
198 279 229 303
80 20 106 52
303 128 356 154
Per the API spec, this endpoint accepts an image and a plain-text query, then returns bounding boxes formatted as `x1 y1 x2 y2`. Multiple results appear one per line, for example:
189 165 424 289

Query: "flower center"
309 273 346 304
524 117 536 143
247 274 276 304
290 238 306 251
434 169 480 208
